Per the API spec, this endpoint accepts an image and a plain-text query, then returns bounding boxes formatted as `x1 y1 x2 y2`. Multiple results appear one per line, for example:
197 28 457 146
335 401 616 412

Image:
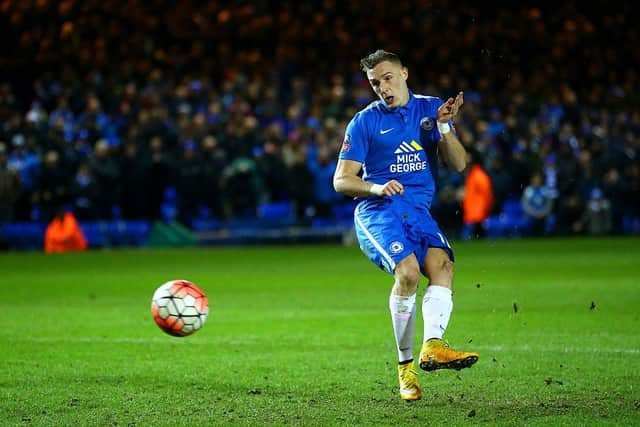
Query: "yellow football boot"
419 338 479 372
398 361 422 401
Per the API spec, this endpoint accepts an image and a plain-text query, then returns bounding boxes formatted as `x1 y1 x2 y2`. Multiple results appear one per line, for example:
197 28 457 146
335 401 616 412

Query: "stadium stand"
0 1 637 249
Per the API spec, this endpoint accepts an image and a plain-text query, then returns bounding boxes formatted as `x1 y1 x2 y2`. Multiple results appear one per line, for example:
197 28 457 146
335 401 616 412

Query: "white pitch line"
5 336 256 345
5 337 640 354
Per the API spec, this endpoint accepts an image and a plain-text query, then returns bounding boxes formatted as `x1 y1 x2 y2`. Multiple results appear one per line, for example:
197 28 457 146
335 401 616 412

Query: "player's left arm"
437 91 467 173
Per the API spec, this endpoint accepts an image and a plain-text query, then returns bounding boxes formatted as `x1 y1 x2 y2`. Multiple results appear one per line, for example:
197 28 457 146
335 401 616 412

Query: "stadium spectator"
33 150 70 222
462 150 494 239
508 142 539 198
44 209 88 253
221 157 263 218
574 187 612 235
146 136 172 221
199 135 227 219
287 149 315 221
487 155 512 215
622 163 640 225
256 140 288 204
174 141 202 227
555 141 579 198
521 171 554 236
0 0 636 240
120 142 151 220
541 153 559 201
0 142 21 222
554 190 584 236
90 140 120 219
601 167 628 235
6 134 40 221
307 144 342 219
70 162 99 220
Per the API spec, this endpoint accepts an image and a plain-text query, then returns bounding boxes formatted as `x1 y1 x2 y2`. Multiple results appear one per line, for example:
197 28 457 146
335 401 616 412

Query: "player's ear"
401 66 408 81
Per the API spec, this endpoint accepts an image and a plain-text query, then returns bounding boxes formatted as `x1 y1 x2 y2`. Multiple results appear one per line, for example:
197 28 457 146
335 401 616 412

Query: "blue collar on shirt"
377 89 416 113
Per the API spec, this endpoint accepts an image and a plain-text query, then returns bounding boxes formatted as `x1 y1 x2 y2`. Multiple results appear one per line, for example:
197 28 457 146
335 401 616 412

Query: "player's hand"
437 91 464 123
370 180 404 196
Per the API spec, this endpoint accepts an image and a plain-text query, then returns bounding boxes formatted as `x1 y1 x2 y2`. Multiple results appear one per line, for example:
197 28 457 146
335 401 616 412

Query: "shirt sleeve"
338 112 368 163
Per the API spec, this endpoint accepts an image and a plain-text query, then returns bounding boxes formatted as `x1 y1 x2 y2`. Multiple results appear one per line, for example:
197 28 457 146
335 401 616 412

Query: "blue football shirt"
339 91 447 209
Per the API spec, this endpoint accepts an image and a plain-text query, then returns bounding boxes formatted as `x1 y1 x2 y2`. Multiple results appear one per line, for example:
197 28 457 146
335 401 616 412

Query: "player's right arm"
334 110 404 198
333 159 404 197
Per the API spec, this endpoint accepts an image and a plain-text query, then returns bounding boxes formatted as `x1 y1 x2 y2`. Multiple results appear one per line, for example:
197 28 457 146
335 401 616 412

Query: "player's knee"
438 259 455 283
442 259 454 275
395 266 420 291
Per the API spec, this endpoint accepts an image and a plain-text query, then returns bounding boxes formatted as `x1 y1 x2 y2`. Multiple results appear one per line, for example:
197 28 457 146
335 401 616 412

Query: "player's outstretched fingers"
453 93 464 114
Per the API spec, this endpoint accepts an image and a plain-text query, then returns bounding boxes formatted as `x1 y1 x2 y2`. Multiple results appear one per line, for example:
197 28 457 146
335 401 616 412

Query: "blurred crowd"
0 0 638 236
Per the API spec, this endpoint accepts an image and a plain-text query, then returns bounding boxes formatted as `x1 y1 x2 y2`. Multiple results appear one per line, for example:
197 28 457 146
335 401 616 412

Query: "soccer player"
333 50 479 401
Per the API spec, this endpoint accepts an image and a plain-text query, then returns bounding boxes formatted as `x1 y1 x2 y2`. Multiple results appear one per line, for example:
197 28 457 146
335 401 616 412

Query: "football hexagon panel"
183 294 196 307
151 280 209 337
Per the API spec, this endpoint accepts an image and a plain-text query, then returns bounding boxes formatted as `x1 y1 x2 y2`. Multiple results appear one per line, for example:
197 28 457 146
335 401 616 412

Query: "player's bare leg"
419 248 478 371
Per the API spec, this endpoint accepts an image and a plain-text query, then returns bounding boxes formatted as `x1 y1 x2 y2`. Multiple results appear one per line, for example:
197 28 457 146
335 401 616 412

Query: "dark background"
0 0 638 240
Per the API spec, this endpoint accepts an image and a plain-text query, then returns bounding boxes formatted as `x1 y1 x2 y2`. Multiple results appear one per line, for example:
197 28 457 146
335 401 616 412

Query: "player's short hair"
360 50 403 71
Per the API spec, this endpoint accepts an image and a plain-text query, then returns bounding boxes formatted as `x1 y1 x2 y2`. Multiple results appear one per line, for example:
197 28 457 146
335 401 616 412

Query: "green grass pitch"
1 237 639 426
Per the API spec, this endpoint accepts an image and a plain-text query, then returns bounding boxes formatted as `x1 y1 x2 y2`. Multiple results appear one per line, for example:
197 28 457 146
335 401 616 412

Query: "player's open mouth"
384 95 394 104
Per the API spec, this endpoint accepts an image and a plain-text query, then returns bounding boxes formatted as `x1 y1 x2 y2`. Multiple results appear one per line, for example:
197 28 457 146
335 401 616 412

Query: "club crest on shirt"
341 134 351 153
420 117 435 131
390 241 404 254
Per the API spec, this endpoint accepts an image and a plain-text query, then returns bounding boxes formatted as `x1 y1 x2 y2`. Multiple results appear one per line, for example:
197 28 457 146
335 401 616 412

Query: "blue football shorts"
353 197 454 275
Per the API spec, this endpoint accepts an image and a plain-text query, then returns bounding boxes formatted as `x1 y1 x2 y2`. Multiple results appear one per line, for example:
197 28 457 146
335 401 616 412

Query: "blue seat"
198 205 212 219
1 222 46 250
257 202 294 220
225 218 262 230
163 187 177 203
119 221 150 246
111 204 123 219
161 203 177 222
110 220 151 246
79 221 109 247
191 218 222 232
79 220 150 247
483 216 503 238
502 198 523 216
499 214 530 237
311 218 336 229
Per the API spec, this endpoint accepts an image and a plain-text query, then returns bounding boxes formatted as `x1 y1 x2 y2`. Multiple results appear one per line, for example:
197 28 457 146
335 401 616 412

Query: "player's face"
366 61 409 108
